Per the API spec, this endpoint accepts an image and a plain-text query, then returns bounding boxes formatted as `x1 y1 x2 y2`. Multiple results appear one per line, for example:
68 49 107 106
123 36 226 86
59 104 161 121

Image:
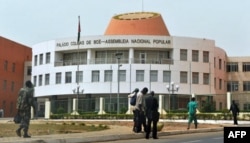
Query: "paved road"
97 131 223 143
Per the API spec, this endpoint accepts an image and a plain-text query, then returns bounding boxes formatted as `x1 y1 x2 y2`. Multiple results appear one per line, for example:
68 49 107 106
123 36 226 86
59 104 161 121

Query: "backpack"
130 92 137 106
16 88 29 110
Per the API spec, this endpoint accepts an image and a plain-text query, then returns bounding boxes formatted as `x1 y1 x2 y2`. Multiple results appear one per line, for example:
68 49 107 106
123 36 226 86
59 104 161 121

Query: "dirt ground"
0 120 223 137
82 120 223 131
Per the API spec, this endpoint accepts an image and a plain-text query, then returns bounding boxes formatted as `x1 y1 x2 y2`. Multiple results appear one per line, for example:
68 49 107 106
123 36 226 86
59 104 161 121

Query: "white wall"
32 35 222 97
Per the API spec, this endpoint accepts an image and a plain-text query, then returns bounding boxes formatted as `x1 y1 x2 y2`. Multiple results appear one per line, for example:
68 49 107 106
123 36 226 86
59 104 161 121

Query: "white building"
32 12 229 115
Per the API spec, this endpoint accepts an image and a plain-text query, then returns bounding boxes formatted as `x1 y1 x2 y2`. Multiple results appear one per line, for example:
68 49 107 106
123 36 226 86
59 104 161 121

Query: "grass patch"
0 122 109 137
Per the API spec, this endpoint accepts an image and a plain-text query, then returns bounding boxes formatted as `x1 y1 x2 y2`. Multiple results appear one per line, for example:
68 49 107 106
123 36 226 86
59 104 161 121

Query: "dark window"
226 62 238 72
227 81 239 91
243 81 250 91
243 62 250 72
203 51 209 63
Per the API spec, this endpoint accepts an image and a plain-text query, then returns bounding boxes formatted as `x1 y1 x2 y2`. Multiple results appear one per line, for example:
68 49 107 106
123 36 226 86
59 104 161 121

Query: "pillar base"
126 107 134 114
98 110 106 115
158 109 167 115
71 110 79 115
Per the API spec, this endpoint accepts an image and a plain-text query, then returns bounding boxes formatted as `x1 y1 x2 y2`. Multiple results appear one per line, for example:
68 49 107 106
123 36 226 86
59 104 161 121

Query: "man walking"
16 80 36 138
229 100 240 125
145 91 159 139
187 97 198 130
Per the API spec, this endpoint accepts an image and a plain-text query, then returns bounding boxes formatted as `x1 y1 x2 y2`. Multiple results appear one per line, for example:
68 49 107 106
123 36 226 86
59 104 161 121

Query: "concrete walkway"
0 118 249 143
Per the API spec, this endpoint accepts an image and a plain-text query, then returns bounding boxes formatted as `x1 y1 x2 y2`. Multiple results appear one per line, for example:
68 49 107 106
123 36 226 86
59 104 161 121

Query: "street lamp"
166 82 179 112
115 52 123 114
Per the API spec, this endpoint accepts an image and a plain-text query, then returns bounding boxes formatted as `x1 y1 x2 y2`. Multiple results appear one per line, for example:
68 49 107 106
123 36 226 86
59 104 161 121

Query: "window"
104 70 112 82
65 72 72 83
244 103 250 111
136 70 144 82
192 72 199 84
226 62 238 72
34 55 38 66
219 59 222 69
243 81 250 91
46 52 51 64
56 72 61 84
2 100 6 111
163 71 171 82
12 63 16 72
243 62 250 72
150 70 158 82
219 79 222 89
224 61 226 71
76 71 83 83
180 49 187 61
11 81 14 92
119 70 126 82
219 102 222 111
10 101 14 115
227 81 239 91
4 60 8 71
203 73 209 85
45 74 50 85
33 76 37 87
39 54 43 65
140 53 146 64
92 71 100 82
214 57 216 68
203 51 209 63
192 50 199 62
39 75 43 86
180 71 188 83
3 80 7 90
64 52 87 65
27 66 32 75
214 78 216 89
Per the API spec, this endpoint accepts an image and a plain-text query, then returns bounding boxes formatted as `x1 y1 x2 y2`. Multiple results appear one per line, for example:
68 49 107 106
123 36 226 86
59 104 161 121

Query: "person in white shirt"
134 87 148 133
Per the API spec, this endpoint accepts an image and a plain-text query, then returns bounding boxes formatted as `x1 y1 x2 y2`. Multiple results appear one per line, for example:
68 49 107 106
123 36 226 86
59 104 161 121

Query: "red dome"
104 12 170 36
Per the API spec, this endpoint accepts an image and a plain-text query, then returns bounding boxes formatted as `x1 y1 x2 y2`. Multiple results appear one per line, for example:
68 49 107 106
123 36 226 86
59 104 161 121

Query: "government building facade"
31 12 250 116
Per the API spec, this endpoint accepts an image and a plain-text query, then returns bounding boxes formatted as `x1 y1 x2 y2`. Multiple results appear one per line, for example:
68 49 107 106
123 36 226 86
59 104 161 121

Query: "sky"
1 0 249 56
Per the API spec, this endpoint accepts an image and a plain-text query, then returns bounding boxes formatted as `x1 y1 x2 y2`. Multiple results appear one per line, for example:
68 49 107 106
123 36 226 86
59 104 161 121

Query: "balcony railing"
54 58 173 66
54 60 87 66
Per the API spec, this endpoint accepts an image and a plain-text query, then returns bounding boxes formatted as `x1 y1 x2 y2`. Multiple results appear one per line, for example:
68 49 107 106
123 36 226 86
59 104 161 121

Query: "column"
31 107 34 119
87 49 91 64
44 99 51 119
71 98 79 115
126 98 133 114
98 97 106 114
129 48 134 64
227 92 231 110
158 95 166 115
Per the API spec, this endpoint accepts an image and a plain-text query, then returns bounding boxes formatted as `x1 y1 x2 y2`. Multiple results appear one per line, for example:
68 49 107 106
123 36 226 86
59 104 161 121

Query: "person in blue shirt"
187 97 198 130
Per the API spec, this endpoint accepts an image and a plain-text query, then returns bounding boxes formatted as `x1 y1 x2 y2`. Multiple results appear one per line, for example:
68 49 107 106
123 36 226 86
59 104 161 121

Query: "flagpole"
72 16 81 115
76 16 81 113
